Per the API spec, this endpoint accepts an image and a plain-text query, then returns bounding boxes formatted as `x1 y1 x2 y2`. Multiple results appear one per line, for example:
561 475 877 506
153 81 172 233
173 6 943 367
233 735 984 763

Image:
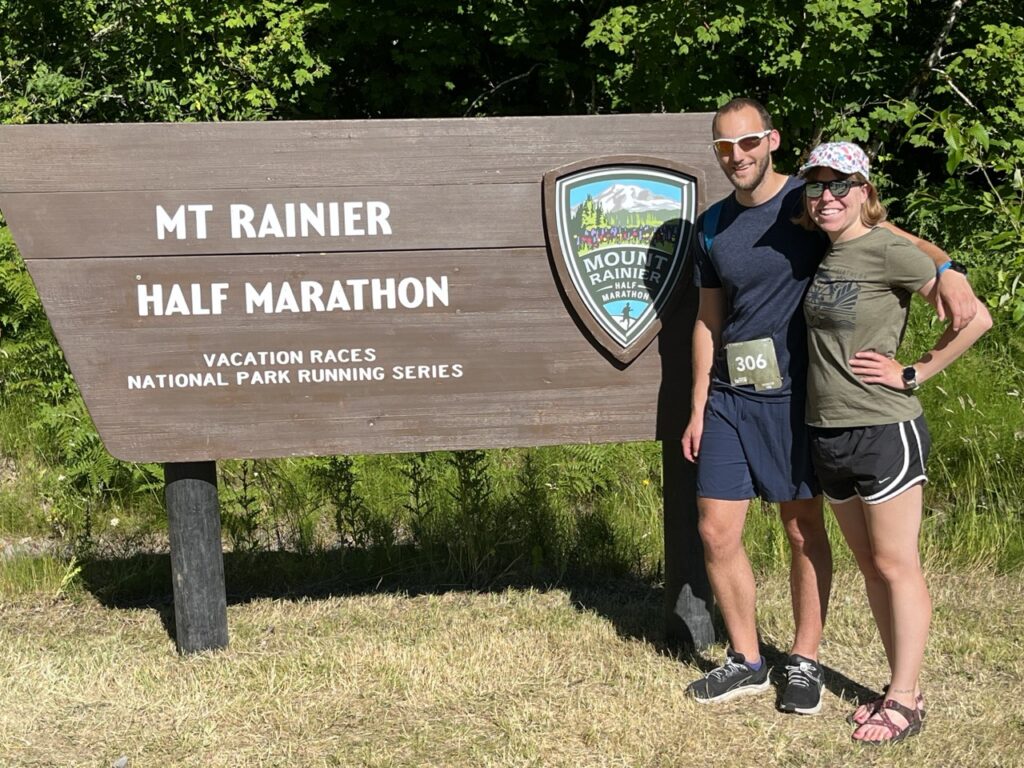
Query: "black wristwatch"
902 366 920 390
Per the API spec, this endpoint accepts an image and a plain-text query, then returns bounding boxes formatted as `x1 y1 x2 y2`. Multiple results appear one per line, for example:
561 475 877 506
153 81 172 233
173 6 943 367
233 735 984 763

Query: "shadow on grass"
566 583 877 706
77 547 876 706
78 547 677 648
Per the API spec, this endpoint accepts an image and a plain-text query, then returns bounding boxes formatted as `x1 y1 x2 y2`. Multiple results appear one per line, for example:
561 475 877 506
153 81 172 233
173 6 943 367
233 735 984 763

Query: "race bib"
725 337 782 392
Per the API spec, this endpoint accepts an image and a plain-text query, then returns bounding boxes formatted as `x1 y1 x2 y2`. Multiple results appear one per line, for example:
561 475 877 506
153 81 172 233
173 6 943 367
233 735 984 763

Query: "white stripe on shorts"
862 419 927 505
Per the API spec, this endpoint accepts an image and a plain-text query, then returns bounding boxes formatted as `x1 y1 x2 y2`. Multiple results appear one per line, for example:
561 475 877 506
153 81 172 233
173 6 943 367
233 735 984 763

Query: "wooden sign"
0 116 731 462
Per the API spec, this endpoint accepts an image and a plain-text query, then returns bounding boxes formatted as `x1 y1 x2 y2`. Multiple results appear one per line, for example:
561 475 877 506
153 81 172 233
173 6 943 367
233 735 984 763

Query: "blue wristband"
936 260 953 276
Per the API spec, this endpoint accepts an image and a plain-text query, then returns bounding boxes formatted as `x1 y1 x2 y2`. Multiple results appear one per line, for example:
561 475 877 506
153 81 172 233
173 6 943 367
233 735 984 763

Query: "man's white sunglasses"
711 129 772 157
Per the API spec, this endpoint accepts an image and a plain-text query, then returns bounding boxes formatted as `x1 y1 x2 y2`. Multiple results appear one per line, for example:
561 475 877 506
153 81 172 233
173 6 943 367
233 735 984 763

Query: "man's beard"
729 151 770 192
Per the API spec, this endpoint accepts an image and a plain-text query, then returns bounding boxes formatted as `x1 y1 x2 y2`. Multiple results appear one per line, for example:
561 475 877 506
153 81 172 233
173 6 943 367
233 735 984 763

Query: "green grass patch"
0 552 83 599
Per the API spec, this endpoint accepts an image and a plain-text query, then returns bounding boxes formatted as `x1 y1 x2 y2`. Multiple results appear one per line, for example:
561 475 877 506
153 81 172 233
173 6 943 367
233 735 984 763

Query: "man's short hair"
712 98 774 135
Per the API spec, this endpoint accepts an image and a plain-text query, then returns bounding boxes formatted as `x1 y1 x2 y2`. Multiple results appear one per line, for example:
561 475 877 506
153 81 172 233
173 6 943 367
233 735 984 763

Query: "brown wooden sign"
0 116 731 462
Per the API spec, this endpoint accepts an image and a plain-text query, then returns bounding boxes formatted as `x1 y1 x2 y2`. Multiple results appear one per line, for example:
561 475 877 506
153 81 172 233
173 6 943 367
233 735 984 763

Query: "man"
682 98 976 714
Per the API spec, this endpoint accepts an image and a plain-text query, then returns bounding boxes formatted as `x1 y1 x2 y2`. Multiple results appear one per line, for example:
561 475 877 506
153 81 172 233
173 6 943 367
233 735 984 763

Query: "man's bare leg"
698 497 759 660
686 496 772 703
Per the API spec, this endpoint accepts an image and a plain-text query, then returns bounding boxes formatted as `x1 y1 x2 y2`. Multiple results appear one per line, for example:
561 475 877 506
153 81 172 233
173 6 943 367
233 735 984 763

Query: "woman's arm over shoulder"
880 221 947 266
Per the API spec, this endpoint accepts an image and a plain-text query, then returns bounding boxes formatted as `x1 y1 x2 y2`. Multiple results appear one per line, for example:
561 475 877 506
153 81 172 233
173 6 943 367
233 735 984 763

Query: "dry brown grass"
1 564 1022 767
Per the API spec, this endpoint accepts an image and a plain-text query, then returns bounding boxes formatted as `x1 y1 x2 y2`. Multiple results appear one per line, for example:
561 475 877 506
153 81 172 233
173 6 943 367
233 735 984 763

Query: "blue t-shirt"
694 176 827 399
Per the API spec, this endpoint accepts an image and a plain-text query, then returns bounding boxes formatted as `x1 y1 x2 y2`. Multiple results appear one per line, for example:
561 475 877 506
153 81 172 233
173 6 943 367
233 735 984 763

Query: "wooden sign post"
0 115 730 653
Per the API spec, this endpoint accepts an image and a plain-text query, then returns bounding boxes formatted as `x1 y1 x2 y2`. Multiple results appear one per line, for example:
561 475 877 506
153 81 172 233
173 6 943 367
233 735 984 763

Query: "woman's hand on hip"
850 350 907 390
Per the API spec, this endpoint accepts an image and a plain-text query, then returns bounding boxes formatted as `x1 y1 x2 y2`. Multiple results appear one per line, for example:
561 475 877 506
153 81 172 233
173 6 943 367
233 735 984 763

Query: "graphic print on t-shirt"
804 268 859 331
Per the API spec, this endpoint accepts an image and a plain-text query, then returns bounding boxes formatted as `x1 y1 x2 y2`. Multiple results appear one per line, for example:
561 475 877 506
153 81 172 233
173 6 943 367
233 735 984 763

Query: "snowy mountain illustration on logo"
544 160 700 364
572 183 681 215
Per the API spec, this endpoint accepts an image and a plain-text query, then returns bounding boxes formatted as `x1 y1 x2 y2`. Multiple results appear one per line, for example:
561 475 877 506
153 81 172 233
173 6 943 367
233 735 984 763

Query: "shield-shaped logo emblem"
543 156 700 364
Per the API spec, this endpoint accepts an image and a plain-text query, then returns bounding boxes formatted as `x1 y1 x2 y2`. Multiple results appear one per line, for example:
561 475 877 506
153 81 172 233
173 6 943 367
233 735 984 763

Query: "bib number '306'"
725 337 782 392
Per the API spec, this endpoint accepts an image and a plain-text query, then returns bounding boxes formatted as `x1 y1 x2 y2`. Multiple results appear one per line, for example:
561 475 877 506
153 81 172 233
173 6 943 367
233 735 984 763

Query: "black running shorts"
808 414 930 505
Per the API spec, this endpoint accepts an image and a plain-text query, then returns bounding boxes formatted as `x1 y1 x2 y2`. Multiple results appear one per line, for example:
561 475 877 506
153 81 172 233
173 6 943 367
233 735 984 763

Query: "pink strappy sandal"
847 687 926 725
852 699 923 745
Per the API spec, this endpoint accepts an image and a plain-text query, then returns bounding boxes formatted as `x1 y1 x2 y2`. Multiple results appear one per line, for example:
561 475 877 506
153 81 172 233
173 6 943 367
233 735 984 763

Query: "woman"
796 142 991 744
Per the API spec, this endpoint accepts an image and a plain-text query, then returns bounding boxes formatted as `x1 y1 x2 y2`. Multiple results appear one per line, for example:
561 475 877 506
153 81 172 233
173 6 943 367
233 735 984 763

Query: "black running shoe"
779 654 824 714
687 649 771 704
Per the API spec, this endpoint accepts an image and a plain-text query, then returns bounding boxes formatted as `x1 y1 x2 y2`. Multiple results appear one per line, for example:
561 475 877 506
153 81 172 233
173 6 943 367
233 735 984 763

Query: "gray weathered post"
655 279 716 649
662 443 715 648
164 461 229 654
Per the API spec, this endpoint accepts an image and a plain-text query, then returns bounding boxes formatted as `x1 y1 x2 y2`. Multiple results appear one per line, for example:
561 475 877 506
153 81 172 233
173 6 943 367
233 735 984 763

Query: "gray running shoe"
687 649 771 704
779 654 824 714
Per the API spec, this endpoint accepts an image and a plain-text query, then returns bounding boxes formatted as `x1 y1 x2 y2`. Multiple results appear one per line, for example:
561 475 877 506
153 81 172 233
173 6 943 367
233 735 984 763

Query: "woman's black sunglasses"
804 180 866 199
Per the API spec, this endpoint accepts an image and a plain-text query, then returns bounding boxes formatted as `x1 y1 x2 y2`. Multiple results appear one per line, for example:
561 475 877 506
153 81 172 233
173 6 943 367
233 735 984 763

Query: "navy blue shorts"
809 415 930 505
696 387 820 502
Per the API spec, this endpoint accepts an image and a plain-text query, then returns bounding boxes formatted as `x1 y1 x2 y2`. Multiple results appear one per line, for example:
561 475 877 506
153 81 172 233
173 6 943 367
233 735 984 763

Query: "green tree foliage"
893 21 1024 322
0 0 333 123
588 2 1011 157
0 229 73 404
0 1 619 122
298 1 617 118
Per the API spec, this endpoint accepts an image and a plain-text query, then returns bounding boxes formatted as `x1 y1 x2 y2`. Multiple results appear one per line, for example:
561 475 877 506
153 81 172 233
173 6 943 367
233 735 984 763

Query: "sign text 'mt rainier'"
0 116 731 462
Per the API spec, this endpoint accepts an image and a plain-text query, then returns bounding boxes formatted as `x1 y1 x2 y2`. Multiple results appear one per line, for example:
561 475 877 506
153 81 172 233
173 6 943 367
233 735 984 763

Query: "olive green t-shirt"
803 227 935 427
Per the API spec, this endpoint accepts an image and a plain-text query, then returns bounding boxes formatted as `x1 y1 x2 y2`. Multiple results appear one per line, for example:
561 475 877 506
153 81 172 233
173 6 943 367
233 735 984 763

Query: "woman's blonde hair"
793 171 887 230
